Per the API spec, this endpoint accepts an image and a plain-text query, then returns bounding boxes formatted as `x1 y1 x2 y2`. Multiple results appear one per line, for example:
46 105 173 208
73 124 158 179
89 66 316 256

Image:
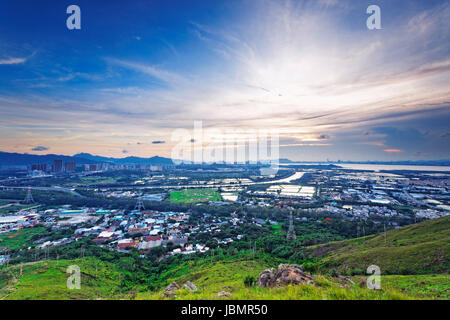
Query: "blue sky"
0 0 449 161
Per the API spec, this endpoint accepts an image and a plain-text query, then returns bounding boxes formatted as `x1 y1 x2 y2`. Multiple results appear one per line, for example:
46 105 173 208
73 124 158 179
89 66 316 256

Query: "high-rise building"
31 163 48 172
65 161 76 172
53 159 63 172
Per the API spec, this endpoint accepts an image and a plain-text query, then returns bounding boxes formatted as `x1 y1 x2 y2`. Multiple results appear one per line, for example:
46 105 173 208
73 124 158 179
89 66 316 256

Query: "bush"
351 268 364 276
289 251 305 262
244 275 256 287
328 268 339 277
302 261 318 273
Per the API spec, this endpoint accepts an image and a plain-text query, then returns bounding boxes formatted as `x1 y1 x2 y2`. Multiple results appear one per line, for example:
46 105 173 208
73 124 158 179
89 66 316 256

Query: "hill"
137 258 448 300
1 254 447 300
74 153 173 165
0 218 448 300
305 216 450 275
0 151 173 167
0 151 95 167
0 257 130 300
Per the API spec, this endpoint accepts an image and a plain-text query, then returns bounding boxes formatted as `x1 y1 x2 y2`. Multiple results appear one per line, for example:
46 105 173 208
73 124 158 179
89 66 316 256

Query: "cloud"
1 1 449 161
31 146 49 151
105 58 185 85
152 140 165 144
383 149 403 153
0 57 26 65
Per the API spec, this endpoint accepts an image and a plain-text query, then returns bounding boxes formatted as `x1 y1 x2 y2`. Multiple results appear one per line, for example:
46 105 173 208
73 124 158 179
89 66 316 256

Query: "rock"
163 281 180 297
256 264 314 288
256 268 275 287
217 291 232 298
183 281 198 292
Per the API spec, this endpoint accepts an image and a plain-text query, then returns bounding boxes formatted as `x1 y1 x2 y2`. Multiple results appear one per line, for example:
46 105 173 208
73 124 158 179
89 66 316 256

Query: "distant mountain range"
0 151 173 167
73 153 173 165
0 151 449 167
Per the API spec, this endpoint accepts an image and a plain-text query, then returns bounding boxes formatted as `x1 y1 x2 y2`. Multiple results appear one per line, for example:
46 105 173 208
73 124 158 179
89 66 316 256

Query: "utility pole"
24 187 35 204
134 193 145 211
286 211 296 240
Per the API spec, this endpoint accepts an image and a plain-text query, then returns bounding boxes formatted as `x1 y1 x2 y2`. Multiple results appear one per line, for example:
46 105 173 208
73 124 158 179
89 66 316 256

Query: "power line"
23 187 34 204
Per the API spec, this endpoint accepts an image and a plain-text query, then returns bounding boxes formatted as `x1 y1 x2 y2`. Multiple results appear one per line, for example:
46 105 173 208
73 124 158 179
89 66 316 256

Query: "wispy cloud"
31 146 49 151
105 58 185 86
0 57 26 65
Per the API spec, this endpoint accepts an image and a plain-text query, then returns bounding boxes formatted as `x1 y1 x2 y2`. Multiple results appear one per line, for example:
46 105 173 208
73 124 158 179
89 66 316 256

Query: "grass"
0 204 37 215
0 251 447 300
306 216 450 275
169 189 221 204
79 177 117 186
0 226 47 250
137 258 446 300
0 257 130 300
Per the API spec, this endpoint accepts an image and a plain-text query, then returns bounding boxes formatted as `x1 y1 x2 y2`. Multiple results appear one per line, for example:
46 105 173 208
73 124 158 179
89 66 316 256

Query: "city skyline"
0 0 449 161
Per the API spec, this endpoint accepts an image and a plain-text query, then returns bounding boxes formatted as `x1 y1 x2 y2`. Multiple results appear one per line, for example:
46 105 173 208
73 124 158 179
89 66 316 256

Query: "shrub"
328 268 339 277
243 275 256 287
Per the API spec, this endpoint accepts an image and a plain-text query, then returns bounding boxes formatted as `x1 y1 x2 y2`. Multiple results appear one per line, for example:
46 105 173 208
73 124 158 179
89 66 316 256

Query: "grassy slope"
1 218 448 300
306 216 450 275
0 253 448 300
0 257 130 300
137 257 447 300
0 226 47 250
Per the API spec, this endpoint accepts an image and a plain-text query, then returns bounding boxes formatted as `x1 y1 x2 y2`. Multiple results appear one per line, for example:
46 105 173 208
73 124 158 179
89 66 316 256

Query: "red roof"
118 242 135 250
144 235 161 241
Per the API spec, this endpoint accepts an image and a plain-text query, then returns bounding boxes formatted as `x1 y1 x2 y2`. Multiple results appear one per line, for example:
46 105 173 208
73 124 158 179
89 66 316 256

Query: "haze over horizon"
1 0 449 162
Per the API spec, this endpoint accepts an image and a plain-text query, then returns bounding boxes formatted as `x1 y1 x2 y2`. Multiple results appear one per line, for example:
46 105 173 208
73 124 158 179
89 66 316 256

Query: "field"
169 189 221 204
0 226 47 250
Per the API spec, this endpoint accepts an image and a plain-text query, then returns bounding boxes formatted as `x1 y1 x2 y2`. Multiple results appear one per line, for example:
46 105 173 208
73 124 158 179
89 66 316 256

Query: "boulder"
163 281 180 297
256 264 314 288
183 281 198 292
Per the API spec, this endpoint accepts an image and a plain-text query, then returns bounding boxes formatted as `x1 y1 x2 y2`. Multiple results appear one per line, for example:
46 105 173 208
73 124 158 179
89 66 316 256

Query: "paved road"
0 186 82 197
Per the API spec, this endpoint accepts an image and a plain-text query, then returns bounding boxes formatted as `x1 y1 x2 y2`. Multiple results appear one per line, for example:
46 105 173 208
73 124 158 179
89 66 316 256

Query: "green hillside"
0 217 448 300
306 216 450 275
0 257 130 300
1 254 447 300
137 258 448 300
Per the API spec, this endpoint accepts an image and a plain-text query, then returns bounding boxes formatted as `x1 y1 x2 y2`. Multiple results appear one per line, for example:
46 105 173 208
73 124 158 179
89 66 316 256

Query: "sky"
0 0 449 161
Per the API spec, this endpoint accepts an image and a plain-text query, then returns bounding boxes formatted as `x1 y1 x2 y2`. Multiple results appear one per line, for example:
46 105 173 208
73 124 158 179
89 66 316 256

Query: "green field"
306 216 450 275
0 226 47 250
169 189 221 203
